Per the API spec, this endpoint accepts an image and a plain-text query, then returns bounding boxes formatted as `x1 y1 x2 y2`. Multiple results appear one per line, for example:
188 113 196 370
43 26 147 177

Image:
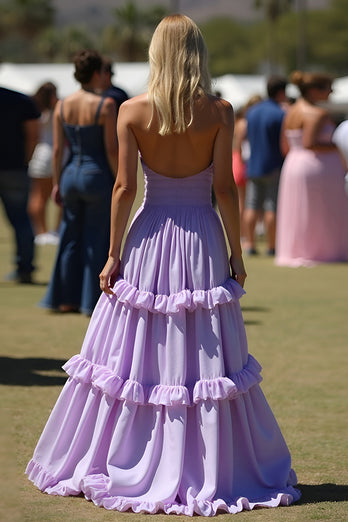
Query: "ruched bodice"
285 123 335 150
285 129 304 149
121 159 229 293
142 160 213 207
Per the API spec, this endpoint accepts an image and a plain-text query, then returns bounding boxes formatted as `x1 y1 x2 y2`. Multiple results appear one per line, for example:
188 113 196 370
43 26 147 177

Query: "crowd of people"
1 53 348 293
234 73 348 267
0 13 347 516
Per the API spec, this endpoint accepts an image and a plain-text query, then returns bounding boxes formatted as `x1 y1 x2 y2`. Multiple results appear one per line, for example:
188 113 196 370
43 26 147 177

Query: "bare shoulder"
205 94 234 127
120 93 148 111
118 93 150 125
206 93 233 110
102 96 116 108
101 96 117 115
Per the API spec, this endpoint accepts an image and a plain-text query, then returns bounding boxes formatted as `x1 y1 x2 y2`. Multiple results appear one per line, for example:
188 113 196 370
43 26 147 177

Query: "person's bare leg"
243 208 258 252
28 178 52 235
238 185 246 242
264 210 276 253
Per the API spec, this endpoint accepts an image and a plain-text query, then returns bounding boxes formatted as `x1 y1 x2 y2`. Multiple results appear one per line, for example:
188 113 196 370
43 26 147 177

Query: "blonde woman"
26 15 300 515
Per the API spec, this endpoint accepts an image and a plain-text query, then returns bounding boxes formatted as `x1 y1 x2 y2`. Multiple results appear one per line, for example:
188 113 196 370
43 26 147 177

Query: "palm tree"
112 1 168 62
8 0 55 39
254 0 294 72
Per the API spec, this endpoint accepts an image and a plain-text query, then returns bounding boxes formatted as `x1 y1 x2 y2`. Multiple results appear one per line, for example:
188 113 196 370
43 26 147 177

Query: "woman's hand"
51 183 63 207
230 255 247 288
99 256 120 295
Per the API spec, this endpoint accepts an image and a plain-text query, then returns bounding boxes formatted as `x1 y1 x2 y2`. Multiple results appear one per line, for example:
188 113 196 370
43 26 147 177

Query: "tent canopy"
1 63 347 111
0 62 150 99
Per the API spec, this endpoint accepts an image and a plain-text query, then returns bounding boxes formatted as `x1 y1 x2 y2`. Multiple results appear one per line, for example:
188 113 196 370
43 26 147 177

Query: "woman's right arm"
213 100 247 288
280 114 290 156
102 97 118 177
99 102 139 294
51 100 65 205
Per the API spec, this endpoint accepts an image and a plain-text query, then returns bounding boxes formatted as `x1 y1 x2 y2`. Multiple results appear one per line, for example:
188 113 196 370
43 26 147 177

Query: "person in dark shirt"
100 59 129 113
0 86 40 283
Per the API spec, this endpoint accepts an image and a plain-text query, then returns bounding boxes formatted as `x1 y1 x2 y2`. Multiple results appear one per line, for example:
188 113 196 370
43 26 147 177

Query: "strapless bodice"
141 159 213 207
285 123 335 150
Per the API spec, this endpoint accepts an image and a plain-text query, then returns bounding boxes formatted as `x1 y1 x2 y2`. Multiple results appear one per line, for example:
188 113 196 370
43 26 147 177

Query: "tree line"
1 0 347 77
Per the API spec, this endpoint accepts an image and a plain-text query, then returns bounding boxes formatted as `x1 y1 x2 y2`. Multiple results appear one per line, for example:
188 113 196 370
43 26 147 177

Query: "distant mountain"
53 0 330 29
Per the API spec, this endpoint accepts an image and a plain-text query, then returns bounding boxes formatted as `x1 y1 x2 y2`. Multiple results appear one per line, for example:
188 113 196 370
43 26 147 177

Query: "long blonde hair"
148 14 211 135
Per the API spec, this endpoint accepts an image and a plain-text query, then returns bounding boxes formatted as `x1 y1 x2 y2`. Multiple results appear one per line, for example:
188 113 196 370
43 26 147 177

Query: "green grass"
1 188 348 521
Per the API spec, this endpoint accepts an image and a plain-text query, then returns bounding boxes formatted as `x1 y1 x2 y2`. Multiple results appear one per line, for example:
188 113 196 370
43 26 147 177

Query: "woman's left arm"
303 109 338 152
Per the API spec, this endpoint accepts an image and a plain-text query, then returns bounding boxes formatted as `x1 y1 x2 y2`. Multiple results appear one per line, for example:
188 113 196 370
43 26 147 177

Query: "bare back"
282 98 332 151
122 93 231 178
53 90 118 183
58 90 113 127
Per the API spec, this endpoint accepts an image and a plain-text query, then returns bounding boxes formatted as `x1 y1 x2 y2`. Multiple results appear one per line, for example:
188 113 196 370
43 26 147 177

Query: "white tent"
1 63 348 111
213 74 348 110
0 64 268 107
212 74 267 108
0 62 150 98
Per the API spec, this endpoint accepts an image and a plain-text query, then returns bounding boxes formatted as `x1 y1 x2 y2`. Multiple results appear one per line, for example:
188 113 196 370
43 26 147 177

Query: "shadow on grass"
242 306 270 326
298 483 348 503
241 306 270 313
0 357 67 386
0 281 49 288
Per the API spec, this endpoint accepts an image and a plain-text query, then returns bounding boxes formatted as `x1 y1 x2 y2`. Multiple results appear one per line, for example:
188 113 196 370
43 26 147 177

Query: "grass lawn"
0 186 347 521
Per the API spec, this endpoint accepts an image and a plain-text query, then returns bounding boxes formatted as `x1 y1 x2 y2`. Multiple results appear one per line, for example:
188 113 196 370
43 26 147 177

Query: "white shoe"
47 231 60 245
34 233 59 246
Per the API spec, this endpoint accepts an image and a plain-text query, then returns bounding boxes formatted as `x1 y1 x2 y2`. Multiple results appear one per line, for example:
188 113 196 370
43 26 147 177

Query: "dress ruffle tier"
26 275 300 516
26 162 300 515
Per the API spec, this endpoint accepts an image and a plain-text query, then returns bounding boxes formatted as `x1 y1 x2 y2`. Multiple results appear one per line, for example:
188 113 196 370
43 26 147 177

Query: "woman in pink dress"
26 15 300 516
276 71 348 267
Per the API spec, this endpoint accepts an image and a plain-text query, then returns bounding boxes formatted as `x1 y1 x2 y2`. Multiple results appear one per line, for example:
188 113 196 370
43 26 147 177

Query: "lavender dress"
26 160 300 516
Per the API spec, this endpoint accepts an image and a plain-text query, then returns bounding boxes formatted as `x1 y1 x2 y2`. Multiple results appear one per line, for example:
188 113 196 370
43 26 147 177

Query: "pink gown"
26 160 300 516
276 125 348 267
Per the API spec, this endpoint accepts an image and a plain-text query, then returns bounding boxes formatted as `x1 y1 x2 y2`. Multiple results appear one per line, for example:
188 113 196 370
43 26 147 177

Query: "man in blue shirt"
0 86 40 283
244 76 288 256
